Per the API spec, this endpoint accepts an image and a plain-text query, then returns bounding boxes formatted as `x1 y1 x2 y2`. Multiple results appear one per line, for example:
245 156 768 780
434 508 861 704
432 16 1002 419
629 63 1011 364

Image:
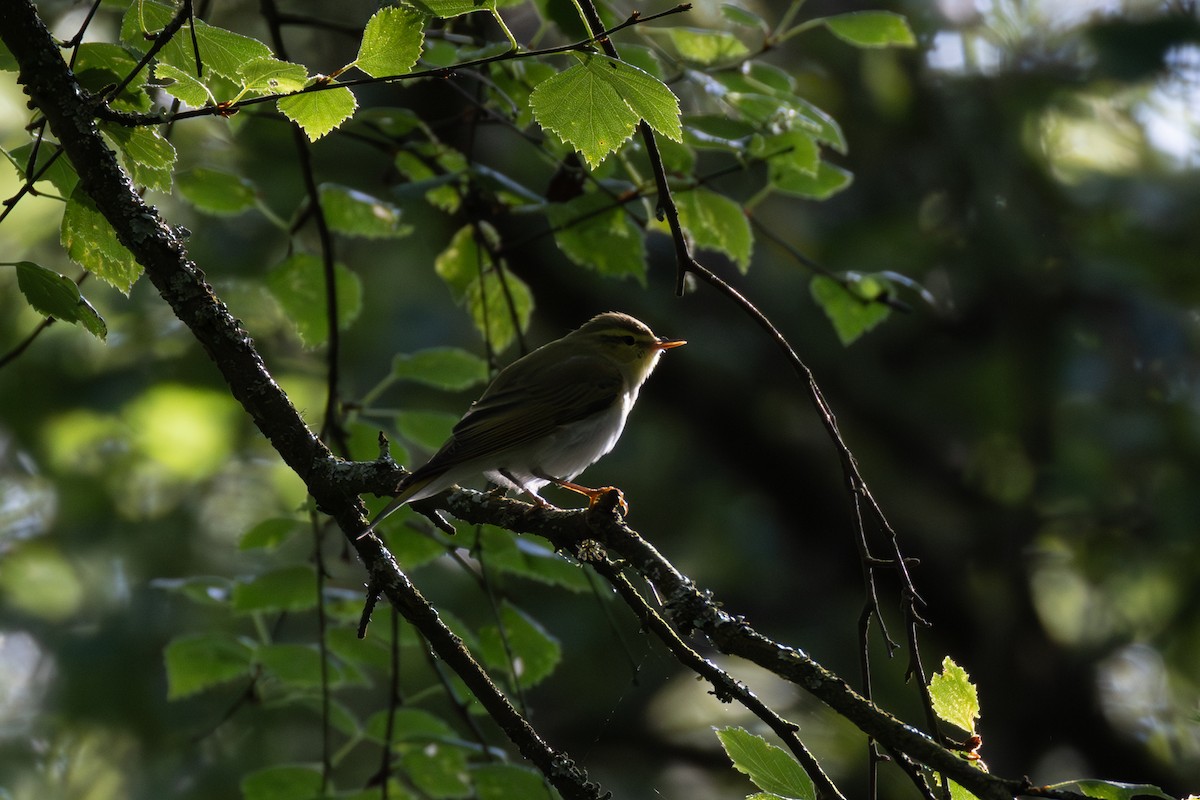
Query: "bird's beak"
655 337 686 351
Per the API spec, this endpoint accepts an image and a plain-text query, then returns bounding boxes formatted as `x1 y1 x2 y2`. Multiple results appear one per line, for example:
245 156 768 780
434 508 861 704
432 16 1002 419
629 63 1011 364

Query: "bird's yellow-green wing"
420 352 624 472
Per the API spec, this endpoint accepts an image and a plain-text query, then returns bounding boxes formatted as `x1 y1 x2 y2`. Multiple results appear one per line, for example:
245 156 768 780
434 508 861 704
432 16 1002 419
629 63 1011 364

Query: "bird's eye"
621 335 636 346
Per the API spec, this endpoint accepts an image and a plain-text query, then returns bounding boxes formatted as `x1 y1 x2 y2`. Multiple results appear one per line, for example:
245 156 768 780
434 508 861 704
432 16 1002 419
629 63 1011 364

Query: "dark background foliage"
1 0 1198 798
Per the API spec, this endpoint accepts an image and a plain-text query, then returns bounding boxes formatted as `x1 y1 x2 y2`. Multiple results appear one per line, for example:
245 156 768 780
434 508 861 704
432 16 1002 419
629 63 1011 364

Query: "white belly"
484 390 636 498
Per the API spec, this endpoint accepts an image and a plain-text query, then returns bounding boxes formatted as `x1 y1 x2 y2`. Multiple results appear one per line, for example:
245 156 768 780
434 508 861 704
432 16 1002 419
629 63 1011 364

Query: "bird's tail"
356 473 440 539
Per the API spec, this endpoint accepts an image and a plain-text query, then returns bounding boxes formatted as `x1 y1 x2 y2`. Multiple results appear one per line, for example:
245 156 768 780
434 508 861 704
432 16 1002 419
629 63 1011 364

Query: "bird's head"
571 312 686 387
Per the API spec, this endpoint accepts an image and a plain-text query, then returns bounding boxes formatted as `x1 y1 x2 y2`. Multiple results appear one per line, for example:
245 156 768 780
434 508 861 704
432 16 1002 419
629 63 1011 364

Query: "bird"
359 312 685 538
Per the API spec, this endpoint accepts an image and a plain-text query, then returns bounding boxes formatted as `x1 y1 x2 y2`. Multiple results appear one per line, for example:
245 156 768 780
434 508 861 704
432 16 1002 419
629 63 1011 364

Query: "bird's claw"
588 486 628 516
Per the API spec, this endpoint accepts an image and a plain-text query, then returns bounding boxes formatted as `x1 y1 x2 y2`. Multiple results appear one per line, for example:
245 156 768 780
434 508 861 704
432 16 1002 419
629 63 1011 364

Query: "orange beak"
655 337 686 351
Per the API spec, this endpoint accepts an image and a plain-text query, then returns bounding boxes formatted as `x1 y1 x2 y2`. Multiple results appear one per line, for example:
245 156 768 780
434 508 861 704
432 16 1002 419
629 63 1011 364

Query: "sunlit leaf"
319 183 412 238
721 3 768 30
531 54 680 168
238 57 309 94
60 187 142 294
356 5 425 77
675 187 753 272
549 191 647 282
930 657 981 735
405 0 496 17
153 63 215 107
716 726 816 800
122 0 274 81
73 42 151 112
13 261 107 340
822 11 916 48
434 224 532 352
277 85 358 141
810 273 891 345
754 130 821 177
667 27 750 64
100 124 177 193
770 160 853 200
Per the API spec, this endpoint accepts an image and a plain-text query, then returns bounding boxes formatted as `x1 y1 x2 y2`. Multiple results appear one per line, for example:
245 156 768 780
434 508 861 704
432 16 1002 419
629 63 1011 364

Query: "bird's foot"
552 478 628 515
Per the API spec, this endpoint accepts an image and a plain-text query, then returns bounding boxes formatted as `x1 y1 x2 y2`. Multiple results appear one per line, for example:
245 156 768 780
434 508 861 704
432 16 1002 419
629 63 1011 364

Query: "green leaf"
675 187 753 272
930 658 981 735
668 27 750 64
231 565 317 613
397 410 458 451
61 187 142 294
770 160 853 200
716 727 816 800
277 85 358 141
255 643 328 687
365 707 455 743
376 522 448 567
237 57 310 94
402 744 471 799
356 6 426 77
754 130 820 178
548 191 647 282
0 40 15 72
392 347 488 390
473 526 589 591
822 11 916 48
722 3 768 30
3 142 78 196
238 518 301 551
792 97 847 153
1049 781 1174 800
241 764 323 800
176 167 259 215
100 125 178 193
153 63 215 107
478 601 561 688
164 633 253 699
266 253 363 347
530 54 681 169
122 1 274 82
434 224 532 352
598 56 682 143
472 764 548 800
400 748 470 796
405 0 496 17
73 42 151 112
318 183 412 238
810 274 890 346
13 262 107 340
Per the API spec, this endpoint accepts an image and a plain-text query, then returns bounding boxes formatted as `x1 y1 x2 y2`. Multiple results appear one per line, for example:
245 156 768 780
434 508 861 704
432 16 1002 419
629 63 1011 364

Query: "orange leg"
548 477 628 515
